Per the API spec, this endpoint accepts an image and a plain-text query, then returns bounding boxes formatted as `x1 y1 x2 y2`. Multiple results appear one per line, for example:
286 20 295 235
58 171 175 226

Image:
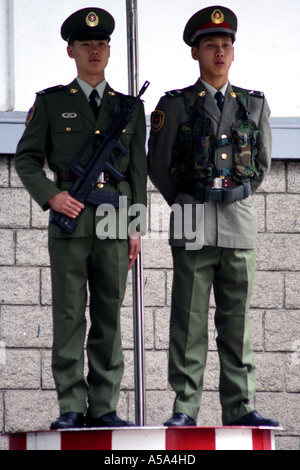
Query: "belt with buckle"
56 171 127 184
182 179 251 203
209 177 239 189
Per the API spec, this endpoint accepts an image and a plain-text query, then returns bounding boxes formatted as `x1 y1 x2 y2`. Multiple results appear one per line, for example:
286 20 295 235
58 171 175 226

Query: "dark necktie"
89 89 100 118
215 91 224 113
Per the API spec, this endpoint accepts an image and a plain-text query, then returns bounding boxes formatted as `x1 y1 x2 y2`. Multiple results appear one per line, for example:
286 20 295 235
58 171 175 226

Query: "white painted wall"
1 0 300 116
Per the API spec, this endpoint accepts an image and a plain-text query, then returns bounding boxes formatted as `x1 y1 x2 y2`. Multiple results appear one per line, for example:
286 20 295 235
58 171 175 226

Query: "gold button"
97 183 104 189
70 88 79 94
221 153 228 160
221 134 227 139
66 127 71 132
95 130 101 135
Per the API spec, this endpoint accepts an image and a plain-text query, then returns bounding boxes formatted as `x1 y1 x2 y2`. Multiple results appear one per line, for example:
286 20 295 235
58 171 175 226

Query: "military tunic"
15 79 147 418
148 78 271 249
148 78 272 424
15 79 147 237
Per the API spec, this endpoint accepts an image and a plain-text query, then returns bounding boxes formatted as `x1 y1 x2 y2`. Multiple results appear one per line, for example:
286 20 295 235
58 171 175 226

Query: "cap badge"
86 12 100 28
211 9 225 25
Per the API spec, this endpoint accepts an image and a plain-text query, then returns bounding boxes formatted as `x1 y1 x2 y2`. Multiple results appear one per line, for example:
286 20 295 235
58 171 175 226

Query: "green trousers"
48 237 129 418
170 246 257 425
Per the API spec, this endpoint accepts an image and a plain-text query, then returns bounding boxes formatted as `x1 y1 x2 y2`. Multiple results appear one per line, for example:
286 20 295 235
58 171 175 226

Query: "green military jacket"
148 79 272 249
15 79 147 238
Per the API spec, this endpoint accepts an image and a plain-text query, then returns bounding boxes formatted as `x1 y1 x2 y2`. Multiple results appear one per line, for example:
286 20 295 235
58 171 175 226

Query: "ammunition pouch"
170 119 215 184
231 119 260 182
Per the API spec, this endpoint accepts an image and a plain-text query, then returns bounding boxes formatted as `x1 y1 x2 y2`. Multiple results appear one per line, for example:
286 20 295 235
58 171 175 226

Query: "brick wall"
0 157 299 450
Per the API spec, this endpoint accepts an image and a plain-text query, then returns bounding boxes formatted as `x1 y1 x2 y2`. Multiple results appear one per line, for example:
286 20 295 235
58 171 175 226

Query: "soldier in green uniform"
148 6 279 427
15 8 147 429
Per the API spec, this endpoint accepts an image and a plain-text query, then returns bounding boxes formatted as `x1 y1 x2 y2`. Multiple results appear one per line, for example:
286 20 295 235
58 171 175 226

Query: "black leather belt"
56 171 76 182
55 171 124 209
56 171 128 184
182 179 251 203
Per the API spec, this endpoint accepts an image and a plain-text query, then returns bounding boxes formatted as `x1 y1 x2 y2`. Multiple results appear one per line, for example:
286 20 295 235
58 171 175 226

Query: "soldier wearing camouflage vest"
148 6 279 427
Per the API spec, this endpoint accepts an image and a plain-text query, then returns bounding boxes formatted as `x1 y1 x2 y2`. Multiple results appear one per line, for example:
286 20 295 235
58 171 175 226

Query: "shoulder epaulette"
165 89 184 98
107 89 136 104
233 86 264 99
248 89 264 98
36 85 65 96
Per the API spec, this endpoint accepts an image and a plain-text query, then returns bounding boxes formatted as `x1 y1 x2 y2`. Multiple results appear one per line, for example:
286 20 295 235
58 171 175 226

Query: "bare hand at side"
128 234 141 270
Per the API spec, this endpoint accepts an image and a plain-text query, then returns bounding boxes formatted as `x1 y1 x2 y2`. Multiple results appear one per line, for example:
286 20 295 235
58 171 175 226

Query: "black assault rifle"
50 81 150 234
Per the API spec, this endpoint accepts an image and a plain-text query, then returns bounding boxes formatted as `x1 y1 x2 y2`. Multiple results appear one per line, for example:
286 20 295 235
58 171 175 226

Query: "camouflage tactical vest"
169 86 261 184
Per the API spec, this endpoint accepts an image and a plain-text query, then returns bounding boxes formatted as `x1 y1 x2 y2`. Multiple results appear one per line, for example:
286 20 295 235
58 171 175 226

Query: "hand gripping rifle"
50 80 150 234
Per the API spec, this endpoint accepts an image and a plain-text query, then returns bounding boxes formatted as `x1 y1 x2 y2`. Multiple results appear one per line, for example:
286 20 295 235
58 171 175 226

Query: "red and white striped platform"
9 426 277 451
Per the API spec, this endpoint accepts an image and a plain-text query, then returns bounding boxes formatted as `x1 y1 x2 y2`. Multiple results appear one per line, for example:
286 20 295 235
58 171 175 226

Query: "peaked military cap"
61 8 115 44
184 5 238 46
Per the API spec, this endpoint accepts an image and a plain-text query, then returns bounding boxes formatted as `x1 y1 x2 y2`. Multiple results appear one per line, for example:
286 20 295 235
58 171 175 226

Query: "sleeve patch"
151 110 165 133
25 106 36 127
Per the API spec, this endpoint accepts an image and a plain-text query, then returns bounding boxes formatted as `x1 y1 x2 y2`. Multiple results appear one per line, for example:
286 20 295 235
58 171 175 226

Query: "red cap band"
195 21 233 33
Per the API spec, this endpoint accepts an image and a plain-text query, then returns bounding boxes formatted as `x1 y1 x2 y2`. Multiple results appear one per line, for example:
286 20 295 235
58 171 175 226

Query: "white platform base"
9 426 278 451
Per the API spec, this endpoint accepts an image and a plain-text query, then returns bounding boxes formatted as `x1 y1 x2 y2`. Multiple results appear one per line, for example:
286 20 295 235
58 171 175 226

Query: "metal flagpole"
126 0 146 427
